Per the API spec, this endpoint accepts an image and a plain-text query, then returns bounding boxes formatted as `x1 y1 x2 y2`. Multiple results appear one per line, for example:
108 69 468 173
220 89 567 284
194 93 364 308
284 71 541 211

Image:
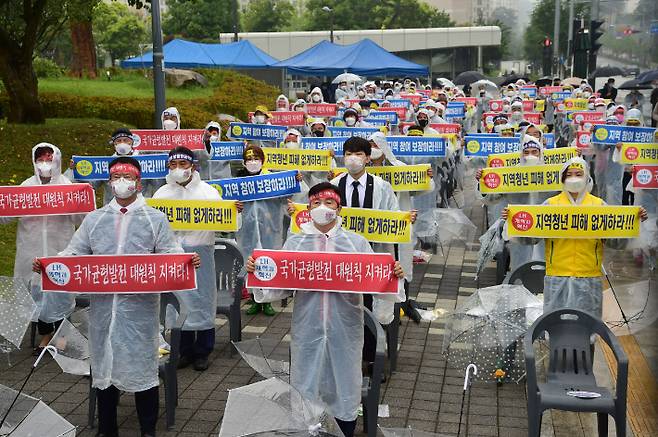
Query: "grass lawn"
0 118 134 276
38 76 210 100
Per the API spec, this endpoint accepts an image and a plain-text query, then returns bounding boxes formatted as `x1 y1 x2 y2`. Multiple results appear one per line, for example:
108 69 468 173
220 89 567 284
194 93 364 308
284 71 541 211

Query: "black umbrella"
637 69 658 84
619 78 653 90
588 66 625 78
495 74 530 87
453 70 486 85
534 77 553 87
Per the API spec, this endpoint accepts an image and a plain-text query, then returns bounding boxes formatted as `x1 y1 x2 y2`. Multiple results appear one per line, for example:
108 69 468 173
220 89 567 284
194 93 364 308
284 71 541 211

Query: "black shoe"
177 355 193 369
193 356 209 371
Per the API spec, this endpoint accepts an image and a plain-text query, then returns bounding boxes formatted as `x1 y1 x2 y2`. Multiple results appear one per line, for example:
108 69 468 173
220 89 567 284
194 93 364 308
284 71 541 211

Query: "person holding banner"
275 94 289 111
309 118 330 138
2 143 78 352
199 121 232 181
153 146 242 371
503 157 647 318
247 182 405 437
237 144 304 316
34 156 201 437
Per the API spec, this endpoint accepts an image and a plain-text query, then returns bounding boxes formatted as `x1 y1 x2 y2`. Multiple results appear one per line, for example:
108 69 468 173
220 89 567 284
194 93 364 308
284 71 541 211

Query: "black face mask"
418 119 428 128
313 130 325 137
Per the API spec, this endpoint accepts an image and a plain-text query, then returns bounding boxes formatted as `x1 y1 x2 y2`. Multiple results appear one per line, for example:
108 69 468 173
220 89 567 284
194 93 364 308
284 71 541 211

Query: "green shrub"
33 57 64 78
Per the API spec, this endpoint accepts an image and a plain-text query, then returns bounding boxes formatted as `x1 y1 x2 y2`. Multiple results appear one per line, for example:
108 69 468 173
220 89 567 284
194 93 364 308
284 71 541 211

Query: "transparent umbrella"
0 276 37 353
218 377 343 437
436 78 456 89
442 284 543 384
471 79 498 93
233 337 290 382
0 384 76 436
47 316 90 376
415 208 477 256
603 276 657 335
332 73 363 84
475 219 506 280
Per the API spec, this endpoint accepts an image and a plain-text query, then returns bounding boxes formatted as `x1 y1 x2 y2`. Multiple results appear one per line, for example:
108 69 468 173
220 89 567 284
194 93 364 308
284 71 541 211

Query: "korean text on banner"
301 137 346 156
132 129 205 151
479 164 563 194
332 164 432 192
591 125 656 145
506 205 641 239
385 136 447 157
329 126 380 138
262 147 332 171
229 122 288 142
367 111 399 124
209 141 245 161
576 131 592 149
249 111 305 126
464 135 519 156
40 253 198 293
563 98 589 111
0 184 96 217
289 203 412 243
208 170 300 202
73 155 169 181
632 165 658 189
487 147 578 168
146 199 239 232
620 143 658 165
247 249 400 295
306 103 337 117
397 123 461 134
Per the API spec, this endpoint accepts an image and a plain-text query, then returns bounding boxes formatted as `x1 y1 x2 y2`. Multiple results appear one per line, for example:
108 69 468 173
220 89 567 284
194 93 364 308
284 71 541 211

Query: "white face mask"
522 155 541 166
503 104 511 112
245 159 262 174
285 141 299 149
295 106 305 112
427 109 436 118
340 85 348 91
254 115 266 124
115 143 132 156
169 167 192 184
564 176 587 193
163 119 178 130
311 94 321 102
310 204 337 225
345 155 365 174
209 135 220 142
36 161 53 177
358 91 366 97
345 117 357 126
370 148 384 160
111 178 137 199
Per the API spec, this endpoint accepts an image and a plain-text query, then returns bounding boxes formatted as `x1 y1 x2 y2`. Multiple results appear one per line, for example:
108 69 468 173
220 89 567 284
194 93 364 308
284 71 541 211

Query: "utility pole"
553 0 561 77
567 0 574 75
150 0 166 128
233 0 239 42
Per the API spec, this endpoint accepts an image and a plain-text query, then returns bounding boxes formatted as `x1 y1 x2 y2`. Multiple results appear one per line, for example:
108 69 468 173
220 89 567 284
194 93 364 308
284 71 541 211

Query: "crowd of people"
7 74 657 437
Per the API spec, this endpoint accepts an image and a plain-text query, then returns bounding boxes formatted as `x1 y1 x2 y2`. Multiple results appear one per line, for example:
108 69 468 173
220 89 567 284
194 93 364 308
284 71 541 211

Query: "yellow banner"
262 147 332 171
487 147 578 168
620 143 658 165
289 203 412 243
564 98 589 111
146 199 239 231
507 205 641 239
534 100 545 112
332 164 431 191
479 164 563 194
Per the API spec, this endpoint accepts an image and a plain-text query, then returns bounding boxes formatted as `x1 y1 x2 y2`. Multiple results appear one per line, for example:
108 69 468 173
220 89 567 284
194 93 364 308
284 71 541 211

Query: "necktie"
120 208 128 214
351 180 360 207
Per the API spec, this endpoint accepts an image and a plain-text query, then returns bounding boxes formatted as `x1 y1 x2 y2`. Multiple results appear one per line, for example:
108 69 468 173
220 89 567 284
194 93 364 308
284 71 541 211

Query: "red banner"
571 111 605 125
400 94 422 106
576 131 592 149
539 86 562 96
488 100 504 112
579 119 605 131
247 249 400 294
306 103 337 117
398 122 461 134
40 254 198 293
523 112 543 124
249 111 305 126
632 165 658 189
132 129 205 151
381 106 408 118
0 184 96 217
522 100 535 112
455 97 478 107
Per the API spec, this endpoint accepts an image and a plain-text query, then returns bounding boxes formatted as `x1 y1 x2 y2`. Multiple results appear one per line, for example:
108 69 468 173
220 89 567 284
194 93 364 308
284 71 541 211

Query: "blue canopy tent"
121 38 278 69
274 39 428 77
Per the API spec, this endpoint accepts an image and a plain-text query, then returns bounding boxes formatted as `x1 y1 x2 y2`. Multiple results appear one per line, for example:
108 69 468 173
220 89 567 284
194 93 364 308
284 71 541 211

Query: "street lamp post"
322 6 334 43
151 0 166 128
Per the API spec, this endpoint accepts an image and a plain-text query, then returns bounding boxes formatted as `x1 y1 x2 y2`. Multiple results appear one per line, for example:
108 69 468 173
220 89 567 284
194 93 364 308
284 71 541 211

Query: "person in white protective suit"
335 80 351 102
593 111 625 205
275 94 290 111
236 144 305 316
1 143 78 351
198 120 232 181
161 106 180 131
329 137 405 368
153 146 243 371
502 157 648 318
308 87 325 103
247 182 405 437
476 132 556 273
33 156 201 437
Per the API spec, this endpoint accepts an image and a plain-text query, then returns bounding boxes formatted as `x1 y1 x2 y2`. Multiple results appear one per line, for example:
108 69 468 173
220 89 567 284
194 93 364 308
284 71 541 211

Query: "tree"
490 6 517 31
0 0 68 123
68 0 100 78
242 0 294 32
523 0 589 65
163 0 236 40
93 2 149 65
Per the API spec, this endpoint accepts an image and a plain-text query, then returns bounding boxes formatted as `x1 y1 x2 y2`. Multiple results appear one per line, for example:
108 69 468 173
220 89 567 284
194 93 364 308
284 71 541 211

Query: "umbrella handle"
34 345 57 368
463 363 478 391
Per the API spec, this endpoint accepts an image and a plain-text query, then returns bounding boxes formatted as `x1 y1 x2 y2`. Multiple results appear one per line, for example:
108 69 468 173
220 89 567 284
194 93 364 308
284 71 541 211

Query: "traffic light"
542 37 552 76
588 19 605 81
573 27 589 78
